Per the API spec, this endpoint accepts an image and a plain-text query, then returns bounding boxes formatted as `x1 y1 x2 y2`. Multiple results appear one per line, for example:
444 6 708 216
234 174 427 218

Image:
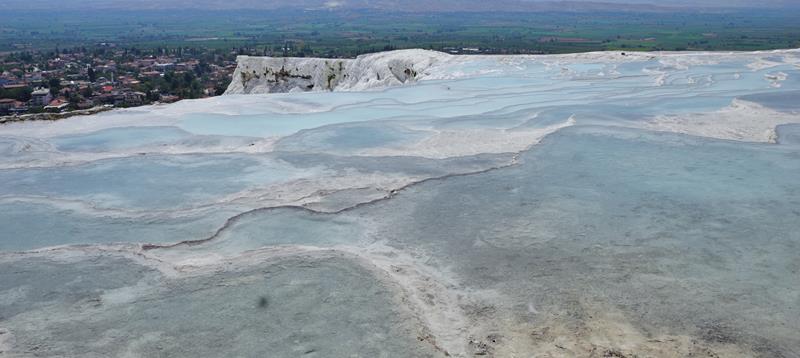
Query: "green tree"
48 78 62 97
0 86 32 102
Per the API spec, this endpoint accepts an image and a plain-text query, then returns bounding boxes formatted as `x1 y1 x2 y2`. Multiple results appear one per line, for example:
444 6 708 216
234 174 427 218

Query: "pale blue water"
274 122 428 153
742 90 800 112
205 126 800 355
0 201 239 251
0 255 434 357
0 50 798 357
777 124 800 145
52 126 192 152
0 154 308 210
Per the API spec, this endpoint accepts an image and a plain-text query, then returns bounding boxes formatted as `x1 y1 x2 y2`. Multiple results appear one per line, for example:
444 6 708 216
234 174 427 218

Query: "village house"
44 98 69 112
30 88 53 107
0 98 16 114
155 62 176 73
140 71 162 79
0 71 21 86
2 84 27 91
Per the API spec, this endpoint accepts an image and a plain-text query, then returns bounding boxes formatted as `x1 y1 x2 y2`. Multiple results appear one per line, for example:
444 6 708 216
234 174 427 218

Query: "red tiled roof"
48 99 67 107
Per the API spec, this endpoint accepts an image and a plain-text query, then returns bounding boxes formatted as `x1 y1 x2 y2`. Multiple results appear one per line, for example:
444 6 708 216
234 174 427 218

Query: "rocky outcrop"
224 49 451 94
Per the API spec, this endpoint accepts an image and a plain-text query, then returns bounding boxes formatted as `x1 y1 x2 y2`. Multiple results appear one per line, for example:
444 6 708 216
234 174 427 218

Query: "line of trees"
0 86 32 102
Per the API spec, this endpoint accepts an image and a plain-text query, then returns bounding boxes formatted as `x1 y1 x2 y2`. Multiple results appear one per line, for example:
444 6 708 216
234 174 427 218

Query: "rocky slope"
224 49 452 94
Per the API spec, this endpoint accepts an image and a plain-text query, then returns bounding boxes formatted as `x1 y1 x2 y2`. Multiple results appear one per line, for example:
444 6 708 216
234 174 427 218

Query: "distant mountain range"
4 0 798 11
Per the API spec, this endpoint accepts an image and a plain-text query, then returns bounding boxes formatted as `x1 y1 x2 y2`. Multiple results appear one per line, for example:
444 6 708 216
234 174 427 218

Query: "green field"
1 9 799 56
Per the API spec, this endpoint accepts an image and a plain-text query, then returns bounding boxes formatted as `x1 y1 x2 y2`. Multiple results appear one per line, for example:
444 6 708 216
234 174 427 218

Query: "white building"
30 88 52 107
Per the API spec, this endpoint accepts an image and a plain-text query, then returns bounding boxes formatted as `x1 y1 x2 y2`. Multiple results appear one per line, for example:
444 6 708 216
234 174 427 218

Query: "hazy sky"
583 0 797 6
4 0 798 10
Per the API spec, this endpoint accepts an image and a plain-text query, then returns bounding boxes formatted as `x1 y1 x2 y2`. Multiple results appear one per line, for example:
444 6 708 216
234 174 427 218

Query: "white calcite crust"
2 48 800 358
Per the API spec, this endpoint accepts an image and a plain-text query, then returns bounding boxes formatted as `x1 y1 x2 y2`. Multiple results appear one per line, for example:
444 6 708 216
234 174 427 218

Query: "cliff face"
224 49 452 94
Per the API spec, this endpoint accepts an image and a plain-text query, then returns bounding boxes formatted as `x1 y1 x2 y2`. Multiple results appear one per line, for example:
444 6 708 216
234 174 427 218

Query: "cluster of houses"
0 86 69 114
0 48 236 116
